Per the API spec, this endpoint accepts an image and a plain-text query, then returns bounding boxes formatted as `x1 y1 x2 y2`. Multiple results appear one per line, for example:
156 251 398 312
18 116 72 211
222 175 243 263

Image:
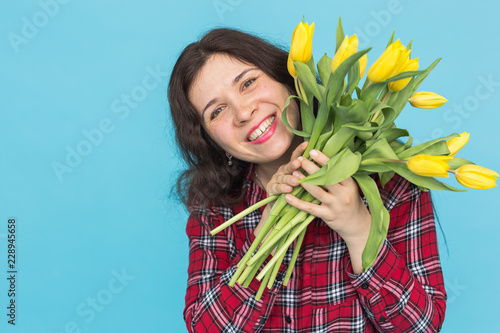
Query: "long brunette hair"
168 28 295 208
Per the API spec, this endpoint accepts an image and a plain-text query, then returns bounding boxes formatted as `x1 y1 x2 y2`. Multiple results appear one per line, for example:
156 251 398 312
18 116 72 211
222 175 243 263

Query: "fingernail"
297 156 304 161
310 150 318 157
285 185 292 192
285 195 292 202
292 171 299 177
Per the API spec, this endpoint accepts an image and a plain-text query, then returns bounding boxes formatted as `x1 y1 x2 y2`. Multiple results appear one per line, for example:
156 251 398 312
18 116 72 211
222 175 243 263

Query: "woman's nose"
232 100 256 125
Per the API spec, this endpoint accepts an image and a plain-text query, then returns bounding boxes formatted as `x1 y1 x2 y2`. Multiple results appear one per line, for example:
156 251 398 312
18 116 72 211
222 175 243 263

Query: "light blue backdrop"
1 0 499 332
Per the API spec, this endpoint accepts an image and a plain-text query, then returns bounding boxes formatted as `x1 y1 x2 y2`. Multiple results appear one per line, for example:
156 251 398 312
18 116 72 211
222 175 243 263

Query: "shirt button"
379 316 387 323
285 316 292 324
361 282 369 289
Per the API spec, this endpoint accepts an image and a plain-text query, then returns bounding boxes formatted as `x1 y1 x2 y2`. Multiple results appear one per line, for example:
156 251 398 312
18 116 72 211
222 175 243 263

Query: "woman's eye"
243 78 255 90
210 106 224 120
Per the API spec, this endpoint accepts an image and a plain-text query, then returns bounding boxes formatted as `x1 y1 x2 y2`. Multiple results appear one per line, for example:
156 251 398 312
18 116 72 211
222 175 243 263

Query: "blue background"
1 0 499 332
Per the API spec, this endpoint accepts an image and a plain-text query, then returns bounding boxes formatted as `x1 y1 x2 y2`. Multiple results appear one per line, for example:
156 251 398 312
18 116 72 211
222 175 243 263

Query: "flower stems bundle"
211 17 499 300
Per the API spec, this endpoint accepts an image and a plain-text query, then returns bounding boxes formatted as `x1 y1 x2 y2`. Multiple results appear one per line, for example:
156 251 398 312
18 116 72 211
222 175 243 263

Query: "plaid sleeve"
184 207 286 333
347 176 447 332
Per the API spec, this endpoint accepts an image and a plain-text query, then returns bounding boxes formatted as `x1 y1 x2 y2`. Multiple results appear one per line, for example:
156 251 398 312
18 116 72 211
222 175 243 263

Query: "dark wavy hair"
168 28 295 209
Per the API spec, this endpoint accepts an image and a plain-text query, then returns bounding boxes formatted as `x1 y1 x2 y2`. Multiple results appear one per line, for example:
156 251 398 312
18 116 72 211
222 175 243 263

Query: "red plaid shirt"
184 170 446 332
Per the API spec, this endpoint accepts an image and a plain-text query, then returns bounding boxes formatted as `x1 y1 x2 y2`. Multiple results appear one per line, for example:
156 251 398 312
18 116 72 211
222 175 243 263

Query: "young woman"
169 28 446 332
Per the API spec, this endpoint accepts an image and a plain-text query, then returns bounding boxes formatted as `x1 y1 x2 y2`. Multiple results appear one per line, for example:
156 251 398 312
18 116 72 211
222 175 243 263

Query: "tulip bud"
359 54 368 78
454 164 499 189
288 21 315 77
446 132 470 157
408 91 448 109
388 57 419 92
407 154 452 177
331 35 358 73
367 40 409 83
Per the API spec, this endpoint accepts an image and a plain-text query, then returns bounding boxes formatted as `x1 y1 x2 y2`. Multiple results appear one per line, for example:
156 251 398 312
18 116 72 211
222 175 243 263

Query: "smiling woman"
168 28 446 332
169 28 299 208
189 53 301 174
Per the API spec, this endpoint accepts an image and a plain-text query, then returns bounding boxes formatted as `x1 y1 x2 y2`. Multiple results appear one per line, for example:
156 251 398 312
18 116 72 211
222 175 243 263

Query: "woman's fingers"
265 142 307 196
308 149 329 166
291 141 308 160
285 193 328 218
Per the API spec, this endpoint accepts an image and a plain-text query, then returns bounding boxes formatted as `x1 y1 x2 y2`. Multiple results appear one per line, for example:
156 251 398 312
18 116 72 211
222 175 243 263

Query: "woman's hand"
264 141 308 197
284 149 372 273
253 141 307 249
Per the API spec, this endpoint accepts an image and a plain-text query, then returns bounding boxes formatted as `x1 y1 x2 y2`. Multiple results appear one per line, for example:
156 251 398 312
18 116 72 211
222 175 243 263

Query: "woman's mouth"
247 115 276 143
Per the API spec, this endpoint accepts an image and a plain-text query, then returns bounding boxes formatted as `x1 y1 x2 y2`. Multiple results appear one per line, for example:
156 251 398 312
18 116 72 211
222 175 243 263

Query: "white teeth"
248 116 275 142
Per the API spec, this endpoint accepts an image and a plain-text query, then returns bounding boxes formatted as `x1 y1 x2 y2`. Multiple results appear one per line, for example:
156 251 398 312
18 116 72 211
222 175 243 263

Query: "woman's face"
188 53 300 166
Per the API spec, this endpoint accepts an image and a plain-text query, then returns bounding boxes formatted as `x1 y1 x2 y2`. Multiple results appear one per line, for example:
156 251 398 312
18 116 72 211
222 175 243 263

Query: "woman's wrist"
343 213 371 274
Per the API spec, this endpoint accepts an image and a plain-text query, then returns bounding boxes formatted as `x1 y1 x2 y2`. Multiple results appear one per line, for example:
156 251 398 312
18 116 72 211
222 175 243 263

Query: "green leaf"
332 99 370 132
321 126 357 157
397 133 458 159
342 124 380 132
380 171 395 187
281 95 311 137
306 54 317 79
355 86 362 99
346 61 360 96
406 39 413 52
299 148 362 185
352 173 390 271
376 107 397 129
336 17 345 52
362 138 399 160
415 141 451 156
317 53 332 85
294 61 323 103
386 30 396 48
448 157 475 170
360 70 424 108
383 162 465 191
375 128 409 142
299 99 315 134
394 135 413 154
325 48 372 107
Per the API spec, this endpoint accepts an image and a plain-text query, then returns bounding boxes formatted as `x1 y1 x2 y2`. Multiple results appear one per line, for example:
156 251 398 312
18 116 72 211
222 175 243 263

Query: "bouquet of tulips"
211 18 499 300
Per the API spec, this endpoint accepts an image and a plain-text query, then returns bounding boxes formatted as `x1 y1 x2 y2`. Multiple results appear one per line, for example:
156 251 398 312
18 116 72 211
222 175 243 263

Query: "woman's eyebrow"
232 67 258 85
202 67 259 116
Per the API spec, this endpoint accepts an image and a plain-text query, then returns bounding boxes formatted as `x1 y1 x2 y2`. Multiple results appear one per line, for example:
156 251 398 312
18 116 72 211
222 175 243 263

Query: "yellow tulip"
359 54 368 78
367 40 409 82
388 57 419 92
408 91 448 109
446 132 470 157
331 35 358 73
455 164 499 189
407 154 453 177
287 21 315 77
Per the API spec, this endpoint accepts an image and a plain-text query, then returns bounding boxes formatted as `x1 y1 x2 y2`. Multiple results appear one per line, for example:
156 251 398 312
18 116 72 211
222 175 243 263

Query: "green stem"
246 210 309 266
370 90 391 121
283 227 306 286
255 265 272 301
256 214 316 281
211 195 278 235
266 230 291 289
240 247 272 287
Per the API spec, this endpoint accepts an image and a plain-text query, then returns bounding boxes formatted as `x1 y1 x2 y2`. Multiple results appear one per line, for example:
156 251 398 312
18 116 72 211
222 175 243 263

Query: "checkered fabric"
184 169 446 332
